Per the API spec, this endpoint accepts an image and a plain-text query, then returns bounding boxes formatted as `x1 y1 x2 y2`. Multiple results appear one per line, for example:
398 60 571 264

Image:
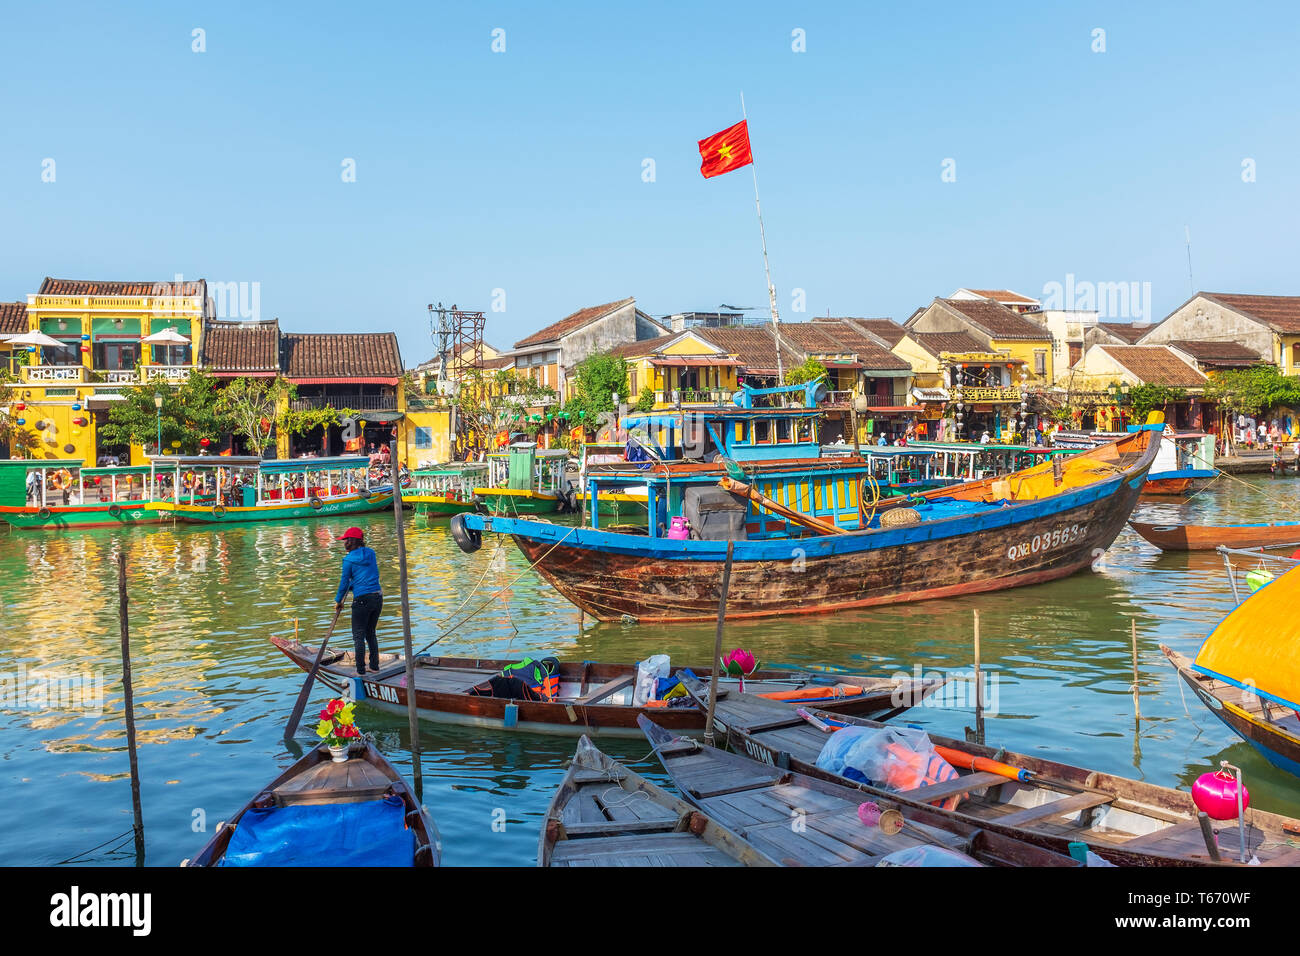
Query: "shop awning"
355 411 404 423
911 387 950 402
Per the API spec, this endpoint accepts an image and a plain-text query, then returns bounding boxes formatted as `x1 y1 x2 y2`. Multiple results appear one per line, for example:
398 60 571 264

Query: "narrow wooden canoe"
1163 646 1300 780
1140 476 1194 496
1129 520 1300 552
683 677 1300 866
156 490 394 523
270 636 941 737
183 740 438 867
539 736 778 867
638 716 1081 867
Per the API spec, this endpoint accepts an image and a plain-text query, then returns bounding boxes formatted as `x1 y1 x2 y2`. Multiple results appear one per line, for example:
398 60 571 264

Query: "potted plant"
315 697 361 761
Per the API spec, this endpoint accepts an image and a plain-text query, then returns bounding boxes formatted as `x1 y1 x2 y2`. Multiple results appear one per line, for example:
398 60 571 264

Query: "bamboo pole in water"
1131 618 1141 721
704 541 736 748
973 610 985 745
391 441 422 795
116 551 145 858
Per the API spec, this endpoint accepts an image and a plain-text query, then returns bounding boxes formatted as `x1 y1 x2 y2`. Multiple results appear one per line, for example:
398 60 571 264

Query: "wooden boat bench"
994 791 1114 828
575 675 635 705
900 771 1008 805
270 758 394 807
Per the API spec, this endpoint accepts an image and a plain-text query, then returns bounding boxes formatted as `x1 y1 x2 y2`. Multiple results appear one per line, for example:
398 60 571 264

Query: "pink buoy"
1192 769 1249 821
858 802 882 827
666 516 691 540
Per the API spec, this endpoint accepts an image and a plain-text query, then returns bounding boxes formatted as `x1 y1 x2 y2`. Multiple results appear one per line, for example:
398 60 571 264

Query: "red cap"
337 527 365 541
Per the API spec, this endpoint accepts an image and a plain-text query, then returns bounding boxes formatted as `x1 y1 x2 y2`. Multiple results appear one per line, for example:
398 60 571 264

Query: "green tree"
784 357 827 387
0 370 39 457
1204 366 1300 417
215 376 295 457
635 384 655 412
453 368 556 458
1128 384 1187 420
100 368 233 455
565 353 629 425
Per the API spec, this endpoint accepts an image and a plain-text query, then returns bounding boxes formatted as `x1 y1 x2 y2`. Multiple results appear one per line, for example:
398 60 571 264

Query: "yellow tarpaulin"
1194 563 1300 710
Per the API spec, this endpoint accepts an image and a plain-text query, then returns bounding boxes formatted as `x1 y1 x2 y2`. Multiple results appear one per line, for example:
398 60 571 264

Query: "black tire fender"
449 512 482 554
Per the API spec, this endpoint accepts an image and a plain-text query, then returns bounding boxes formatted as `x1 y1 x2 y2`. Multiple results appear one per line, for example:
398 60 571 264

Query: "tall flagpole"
741 92 785 386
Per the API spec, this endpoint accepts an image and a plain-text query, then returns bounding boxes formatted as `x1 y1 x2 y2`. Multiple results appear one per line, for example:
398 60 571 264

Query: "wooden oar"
283 606 344 740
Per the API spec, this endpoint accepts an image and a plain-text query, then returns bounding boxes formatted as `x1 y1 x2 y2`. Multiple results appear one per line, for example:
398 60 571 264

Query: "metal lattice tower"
427 303 486 382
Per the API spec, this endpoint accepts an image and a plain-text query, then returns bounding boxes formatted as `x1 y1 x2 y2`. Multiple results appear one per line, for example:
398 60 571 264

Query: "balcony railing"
953 386 1024 403
103 370 137 384
22 365 87 383
654 389 732 405
289 394 398 412
143 365 195 383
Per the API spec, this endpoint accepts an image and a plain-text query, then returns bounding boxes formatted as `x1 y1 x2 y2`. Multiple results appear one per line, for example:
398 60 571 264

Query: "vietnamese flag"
698 120 753 178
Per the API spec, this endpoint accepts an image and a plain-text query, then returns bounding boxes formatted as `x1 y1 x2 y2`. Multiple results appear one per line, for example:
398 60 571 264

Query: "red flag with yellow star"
698 120 753 178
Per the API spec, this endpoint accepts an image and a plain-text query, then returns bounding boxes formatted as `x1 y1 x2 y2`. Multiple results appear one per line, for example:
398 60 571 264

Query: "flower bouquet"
316 697 361 761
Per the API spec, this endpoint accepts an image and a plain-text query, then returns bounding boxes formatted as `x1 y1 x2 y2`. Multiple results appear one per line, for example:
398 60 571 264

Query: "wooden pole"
116 551 145 859
284 606 342 740
973 609 985 745
1131 618 1141 721
392 440 422 795
703 540 735 748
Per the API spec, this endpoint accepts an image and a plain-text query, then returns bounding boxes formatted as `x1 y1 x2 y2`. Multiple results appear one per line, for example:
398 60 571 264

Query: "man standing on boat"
334 527 383 676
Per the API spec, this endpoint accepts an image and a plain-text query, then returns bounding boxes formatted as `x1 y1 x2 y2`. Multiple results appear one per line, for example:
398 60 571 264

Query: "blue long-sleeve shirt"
336 546 382 603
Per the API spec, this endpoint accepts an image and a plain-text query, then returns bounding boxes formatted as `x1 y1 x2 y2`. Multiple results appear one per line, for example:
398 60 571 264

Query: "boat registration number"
1006 523 1086 562
364 681 399 703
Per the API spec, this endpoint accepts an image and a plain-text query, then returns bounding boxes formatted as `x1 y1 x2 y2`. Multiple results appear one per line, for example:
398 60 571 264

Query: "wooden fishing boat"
638 716 1081 866
455 424 1162 622
683 676 1300 866
1052 428 1215 498
0 461 177 529
1128 520 1300 552
269 636 942 737
182 740 438 866
151 455 394 523
539 735 777 866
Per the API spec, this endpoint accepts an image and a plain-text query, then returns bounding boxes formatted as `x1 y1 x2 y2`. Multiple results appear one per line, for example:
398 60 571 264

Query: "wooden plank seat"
575 676 635 704
994 791 1114 827
271 758 394 806
899 771 1008 805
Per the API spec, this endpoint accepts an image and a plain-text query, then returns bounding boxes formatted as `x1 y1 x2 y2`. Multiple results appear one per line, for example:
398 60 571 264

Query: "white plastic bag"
633 654 670 706
876 845 983 867
815 725 960 800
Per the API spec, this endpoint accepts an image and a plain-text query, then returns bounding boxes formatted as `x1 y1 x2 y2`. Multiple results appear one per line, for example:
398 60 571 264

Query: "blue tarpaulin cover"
220 795 414 867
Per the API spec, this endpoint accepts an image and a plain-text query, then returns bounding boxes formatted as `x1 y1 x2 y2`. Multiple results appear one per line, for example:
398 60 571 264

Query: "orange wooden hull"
1129 520 1300 551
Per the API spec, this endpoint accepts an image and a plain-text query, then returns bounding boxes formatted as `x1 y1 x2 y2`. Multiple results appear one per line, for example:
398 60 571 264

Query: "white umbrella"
7 329 67 348
141 327 191 345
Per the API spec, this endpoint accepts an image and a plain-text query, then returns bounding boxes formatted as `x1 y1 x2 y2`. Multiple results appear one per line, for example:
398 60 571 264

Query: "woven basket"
879 507 921 528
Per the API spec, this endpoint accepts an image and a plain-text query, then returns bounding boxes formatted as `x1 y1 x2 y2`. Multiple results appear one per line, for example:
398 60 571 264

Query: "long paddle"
283 606 344 740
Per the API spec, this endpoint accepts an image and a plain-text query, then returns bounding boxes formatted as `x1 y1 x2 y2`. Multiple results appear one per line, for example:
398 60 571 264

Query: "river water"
3 474 1298 866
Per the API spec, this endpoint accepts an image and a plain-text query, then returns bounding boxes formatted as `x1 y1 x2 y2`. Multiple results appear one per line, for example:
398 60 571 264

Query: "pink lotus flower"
721 648 759 692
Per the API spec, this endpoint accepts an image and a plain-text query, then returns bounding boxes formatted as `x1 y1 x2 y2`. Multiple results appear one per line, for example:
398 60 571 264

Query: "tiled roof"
200 320 281 373
831 317 906 347
38 277 207 297
282 332 404 380
942 298 1050 340
703 326 802 374
1100 346 1208 387
1201 293 1300 334
605 332 683 360
514 298 634 348
779 321 910 371
0 301 27 335
1095 322 1148 344
908 330 989 356
961 288 1038 304
1166 340 1264 366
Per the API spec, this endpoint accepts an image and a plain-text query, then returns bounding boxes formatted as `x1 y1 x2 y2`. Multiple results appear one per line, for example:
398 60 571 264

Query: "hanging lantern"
200 437 211 447
16 418 25 426
171 440 182 448
15 403 24 411
81 345 90 353
72 417 87 427
80 333 90 341
72 403 82 411
63 443 75 453
34 420 48 430
1192 769 1249 820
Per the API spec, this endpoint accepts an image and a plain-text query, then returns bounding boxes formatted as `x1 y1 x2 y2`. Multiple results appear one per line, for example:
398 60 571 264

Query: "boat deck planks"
550 831 745 867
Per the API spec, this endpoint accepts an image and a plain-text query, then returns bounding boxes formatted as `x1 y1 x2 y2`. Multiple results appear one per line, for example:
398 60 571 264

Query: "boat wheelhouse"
475 443 573 514
406 463 488 523
150 455 393 523
0 460 169 529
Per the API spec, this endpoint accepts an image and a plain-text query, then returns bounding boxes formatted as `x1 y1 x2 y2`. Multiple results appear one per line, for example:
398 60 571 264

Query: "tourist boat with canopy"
1055 427 1216 496
909 440 1081 486
0 459 179 529
682 675 1300 865
405 462 487 524
451 419 1164 623
1162 563 1300 778
149 454 393 523
475 443 573 514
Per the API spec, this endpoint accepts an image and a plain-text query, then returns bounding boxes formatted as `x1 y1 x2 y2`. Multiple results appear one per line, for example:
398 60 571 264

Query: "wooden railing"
289 394 398 411
22 365 87 383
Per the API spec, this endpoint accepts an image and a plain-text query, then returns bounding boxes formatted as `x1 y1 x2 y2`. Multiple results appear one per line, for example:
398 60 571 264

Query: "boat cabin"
147 455 377 508
482 443 569 497
409 462 488 500
621 407 822 464
911 442 1079 484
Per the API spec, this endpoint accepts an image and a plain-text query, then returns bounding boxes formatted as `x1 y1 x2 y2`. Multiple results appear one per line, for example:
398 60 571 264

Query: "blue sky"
2 1 1297 363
